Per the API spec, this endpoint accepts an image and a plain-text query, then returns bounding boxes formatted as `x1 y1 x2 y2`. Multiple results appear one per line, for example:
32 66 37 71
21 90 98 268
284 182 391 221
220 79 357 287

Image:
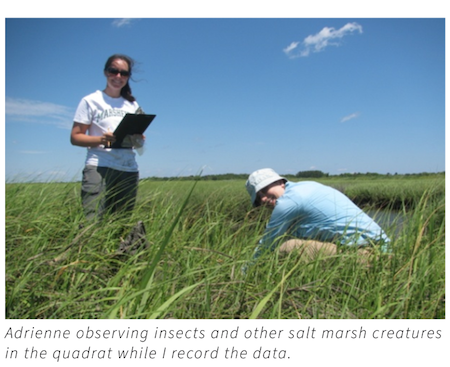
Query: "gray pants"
81 165 139 221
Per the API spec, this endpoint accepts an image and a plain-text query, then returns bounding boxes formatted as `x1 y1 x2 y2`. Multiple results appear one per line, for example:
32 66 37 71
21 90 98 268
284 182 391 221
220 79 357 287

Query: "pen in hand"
106 128 111 148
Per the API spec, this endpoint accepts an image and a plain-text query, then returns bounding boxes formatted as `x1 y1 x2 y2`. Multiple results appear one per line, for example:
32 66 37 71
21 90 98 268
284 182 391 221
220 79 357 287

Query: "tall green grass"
5 176 445 319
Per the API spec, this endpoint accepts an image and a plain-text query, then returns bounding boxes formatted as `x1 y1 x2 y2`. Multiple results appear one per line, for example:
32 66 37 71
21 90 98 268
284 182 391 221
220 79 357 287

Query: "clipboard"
110 113 156 148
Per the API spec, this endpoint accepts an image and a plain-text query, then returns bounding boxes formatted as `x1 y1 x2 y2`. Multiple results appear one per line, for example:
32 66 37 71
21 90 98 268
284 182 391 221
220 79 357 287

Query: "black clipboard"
110 113 156 148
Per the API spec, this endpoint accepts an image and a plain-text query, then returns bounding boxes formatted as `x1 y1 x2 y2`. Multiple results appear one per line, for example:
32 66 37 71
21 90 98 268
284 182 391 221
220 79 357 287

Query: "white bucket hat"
246 168 286 206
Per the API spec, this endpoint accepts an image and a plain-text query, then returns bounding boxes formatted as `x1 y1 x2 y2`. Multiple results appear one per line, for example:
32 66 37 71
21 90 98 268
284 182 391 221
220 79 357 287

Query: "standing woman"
71 54 144 220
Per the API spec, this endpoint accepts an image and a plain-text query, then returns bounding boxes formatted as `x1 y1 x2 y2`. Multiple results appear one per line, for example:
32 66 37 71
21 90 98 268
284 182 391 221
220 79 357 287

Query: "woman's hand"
132 134 145 148
101 131 116 148
122 134 145 148
70 122 116 148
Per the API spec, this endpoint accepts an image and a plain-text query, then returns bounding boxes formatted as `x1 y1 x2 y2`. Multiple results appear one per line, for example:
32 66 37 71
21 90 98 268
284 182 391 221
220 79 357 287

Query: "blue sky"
4 17 446 181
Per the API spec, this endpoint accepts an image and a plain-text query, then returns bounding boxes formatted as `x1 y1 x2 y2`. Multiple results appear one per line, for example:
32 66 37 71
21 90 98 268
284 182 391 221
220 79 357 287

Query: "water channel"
366 209 409 237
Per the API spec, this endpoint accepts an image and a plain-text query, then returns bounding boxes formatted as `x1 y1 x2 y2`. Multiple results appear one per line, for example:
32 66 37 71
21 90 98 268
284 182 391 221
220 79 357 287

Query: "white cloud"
5 97 74 129
284 22 363 59
112 18 134 27
340 112 360 123
283 41 300 54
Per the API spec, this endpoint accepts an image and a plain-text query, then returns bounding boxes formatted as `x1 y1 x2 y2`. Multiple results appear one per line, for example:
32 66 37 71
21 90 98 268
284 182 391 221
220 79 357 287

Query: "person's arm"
241 203 298 275
251 199 299 261
70 122 116 148
264 198 298 243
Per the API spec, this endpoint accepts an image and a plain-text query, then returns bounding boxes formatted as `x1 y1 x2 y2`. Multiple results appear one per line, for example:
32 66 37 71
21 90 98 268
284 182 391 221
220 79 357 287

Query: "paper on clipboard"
110 113 156 148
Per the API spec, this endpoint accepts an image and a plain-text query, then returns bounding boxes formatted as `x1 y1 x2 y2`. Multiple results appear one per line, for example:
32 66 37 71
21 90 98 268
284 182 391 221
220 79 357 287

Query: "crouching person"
243 168 390 272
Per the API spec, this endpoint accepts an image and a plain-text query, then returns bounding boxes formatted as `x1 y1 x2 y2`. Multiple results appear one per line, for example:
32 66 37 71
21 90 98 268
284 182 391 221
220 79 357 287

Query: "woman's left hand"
122 134 145 148
132 134 145 148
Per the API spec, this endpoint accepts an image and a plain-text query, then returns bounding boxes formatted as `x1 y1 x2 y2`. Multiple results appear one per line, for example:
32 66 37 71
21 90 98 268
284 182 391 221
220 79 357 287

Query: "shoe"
118 221 149 255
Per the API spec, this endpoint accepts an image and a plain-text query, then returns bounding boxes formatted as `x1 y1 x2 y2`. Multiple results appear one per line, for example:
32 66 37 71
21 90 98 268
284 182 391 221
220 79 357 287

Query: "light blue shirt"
252 181 390 260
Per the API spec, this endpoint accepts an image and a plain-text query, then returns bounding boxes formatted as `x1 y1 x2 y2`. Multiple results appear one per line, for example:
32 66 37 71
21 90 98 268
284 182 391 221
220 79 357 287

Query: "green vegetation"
5 174 445 319
295 170 329 178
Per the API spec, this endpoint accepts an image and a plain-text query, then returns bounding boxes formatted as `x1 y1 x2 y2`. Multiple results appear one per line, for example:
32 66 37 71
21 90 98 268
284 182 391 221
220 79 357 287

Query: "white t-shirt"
73 90 141 172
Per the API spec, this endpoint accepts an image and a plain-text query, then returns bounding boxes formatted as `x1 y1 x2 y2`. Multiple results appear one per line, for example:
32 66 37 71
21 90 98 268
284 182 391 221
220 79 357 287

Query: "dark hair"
104 54 136 102
254 179 286 207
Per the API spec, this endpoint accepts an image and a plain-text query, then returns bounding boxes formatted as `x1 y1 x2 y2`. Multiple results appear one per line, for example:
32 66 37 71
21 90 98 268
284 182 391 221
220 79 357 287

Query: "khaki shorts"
279 239 373 265
81 165 139 220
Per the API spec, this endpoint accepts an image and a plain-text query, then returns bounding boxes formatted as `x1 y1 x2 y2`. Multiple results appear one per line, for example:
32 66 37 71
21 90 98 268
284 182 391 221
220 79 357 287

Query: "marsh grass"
5 176 445 319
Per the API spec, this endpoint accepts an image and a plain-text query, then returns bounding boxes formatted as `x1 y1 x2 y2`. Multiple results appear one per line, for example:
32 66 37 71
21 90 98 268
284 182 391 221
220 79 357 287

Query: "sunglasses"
105 67 131 77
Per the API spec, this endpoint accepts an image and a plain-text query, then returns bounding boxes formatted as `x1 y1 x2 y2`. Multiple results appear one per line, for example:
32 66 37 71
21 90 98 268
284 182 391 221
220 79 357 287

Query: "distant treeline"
141 171 445 181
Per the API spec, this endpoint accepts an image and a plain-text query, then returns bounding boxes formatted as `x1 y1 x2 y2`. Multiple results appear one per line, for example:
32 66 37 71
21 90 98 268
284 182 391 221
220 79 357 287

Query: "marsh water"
366 209 408 236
